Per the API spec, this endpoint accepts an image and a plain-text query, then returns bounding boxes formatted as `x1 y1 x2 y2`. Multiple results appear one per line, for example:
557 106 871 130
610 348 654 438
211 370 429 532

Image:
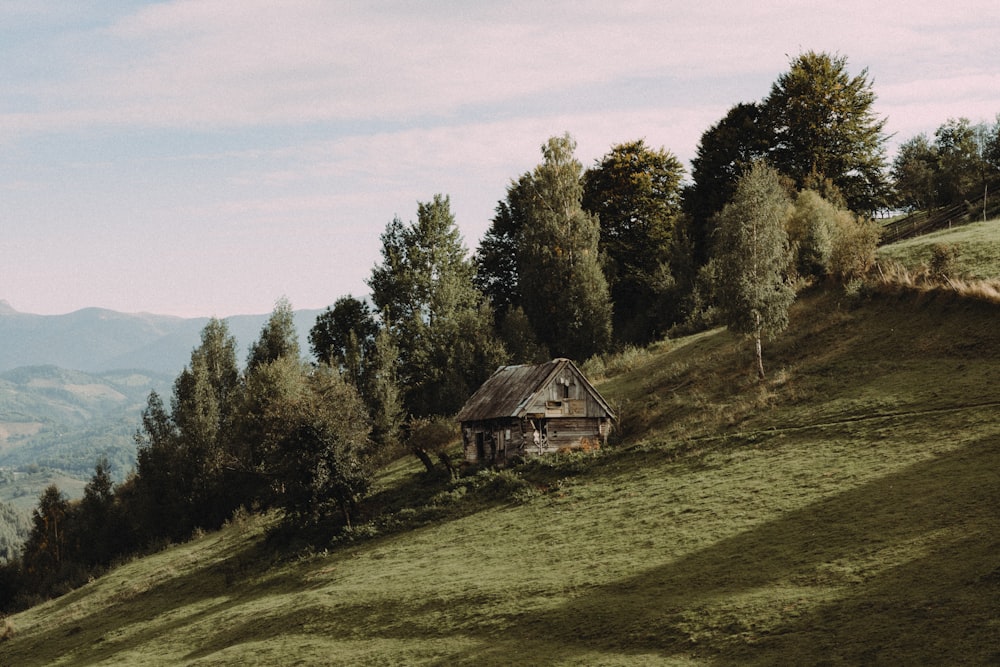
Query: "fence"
880 176 1000 245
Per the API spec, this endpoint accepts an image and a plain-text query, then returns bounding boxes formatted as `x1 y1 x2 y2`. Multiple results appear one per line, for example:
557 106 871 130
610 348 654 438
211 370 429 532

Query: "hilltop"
1 279 997 665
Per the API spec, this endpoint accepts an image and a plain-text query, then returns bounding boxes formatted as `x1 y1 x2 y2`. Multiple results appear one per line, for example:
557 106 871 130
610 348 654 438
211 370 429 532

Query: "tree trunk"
412 447 435 474
755 331 766 380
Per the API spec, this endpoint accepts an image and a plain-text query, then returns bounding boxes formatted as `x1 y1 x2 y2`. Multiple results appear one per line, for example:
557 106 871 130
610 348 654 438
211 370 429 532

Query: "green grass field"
879 216 1000 278
2 286 999 665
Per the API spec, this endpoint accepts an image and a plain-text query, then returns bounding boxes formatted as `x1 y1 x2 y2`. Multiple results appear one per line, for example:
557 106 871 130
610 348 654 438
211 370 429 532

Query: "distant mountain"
0 301 325 375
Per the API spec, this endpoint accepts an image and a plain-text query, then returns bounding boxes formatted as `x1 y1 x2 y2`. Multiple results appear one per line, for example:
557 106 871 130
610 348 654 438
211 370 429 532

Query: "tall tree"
934 117 991 206
517 133 613 360
713 161 795 379
309 295 378 386
247 297 300 373
583 139 685 343
19 486 69 586
171 317 243 527
763 51 890 214
368 194 505 416
474 172 533 320
684 102 772 265
891 134 938 211
363 321 404 452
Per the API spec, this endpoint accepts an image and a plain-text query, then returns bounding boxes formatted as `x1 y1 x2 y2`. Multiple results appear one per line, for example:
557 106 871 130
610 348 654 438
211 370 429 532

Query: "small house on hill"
455 358 615 466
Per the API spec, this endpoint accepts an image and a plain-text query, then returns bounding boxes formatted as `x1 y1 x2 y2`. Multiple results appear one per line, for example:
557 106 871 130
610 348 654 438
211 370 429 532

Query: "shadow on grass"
171 435 999 666
475 435 997 666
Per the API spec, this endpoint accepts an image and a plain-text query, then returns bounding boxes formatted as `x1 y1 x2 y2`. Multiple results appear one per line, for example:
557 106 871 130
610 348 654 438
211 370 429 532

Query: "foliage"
308 295 378 384
583 139 686 343
0 502 29 563
684 102 771 265
785 190 836 278
404 415 460 475
362 323 405 453
763 51 890 214
829 212 880 281
474 173 533 319
18 485 68 588
497 305 549 364
929 242 961 278
784 190 880 282
712 161 795 378
263 364 373 527
369 195 506 417
246 297 300 373
517 133 613 360
892 117 1000 210
891 133 938 211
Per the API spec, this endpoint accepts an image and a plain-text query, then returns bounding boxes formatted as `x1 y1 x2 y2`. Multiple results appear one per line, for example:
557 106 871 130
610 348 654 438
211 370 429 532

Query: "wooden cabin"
455 358 615 466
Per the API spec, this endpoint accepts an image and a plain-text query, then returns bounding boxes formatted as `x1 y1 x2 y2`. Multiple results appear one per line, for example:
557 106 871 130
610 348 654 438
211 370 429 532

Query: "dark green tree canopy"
686 103 770 225
517 133 613 360
474 172 532 319
309 295 378 387
368 194 505 416
763 51 890 213
583 139 685 344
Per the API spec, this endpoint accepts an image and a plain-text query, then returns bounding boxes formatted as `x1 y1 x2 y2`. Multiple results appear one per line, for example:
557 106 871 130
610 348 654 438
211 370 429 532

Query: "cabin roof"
455 358 615 422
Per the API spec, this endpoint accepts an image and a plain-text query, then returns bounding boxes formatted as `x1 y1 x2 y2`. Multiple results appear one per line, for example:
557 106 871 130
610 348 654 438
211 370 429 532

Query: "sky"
2 1 999 318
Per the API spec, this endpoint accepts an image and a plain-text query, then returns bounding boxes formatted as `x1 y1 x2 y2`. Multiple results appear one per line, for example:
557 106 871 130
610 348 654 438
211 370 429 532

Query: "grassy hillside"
878 216 1000 278
2 286 998 665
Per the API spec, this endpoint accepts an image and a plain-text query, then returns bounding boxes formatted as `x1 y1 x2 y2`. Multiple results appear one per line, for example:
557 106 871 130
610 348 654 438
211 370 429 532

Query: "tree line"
4 50 999 611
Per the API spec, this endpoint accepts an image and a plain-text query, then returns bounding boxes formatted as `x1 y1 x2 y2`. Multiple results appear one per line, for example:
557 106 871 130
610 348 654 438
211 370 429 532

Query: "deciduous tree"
583 139 685 343
368 194 505 417
763 51 890 214
712 161 795 379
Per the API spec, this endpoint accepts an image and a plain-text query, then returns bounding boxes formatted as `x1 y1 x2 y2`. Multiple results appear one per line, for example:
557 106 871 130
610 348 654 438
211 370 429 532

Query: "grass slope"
2 287 999 666
878 216 1000 278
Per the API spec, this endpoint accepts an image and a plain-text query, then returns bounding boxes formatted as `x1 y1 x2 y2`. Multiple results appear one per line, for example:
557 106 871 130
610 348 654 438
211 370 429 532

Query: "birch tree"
713 161 795 379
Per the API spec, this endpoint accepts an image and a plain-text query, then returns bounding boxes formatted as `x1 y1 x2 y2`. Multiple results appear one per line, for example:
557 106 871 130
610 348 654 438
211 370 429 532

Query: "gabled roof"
455 358 615 422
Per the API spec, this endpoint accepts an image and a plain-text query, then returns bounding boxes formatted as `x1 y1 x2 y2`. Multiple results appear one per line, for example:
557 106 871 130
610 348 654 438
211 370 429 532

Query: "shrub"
929 242 960 279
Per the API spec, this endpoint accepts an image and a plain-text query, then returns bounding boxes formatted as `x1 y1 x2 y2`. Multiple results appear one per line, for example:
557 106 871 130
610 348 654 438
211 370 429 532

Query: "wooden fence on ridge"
880 176 1000 245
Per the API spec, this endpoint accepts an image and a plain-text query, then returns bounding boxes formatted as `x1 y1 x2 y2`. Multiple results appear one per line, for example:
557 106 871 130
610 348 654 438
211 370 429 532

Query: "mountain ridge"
0 302 325 376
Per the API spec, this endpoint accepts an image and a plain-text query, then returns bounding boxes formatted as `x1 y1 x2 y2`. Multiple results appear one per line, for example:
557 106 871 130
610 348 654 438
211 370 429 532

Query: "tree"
368 194 506 417
20 486 69 586
712 161 795 379
133 390 191 543
763 51 890 214
264 363 373 527
684 102 772 265
71 458 117 567
583 139 686 343
166 318 242 529
474 173 533 320
891 134 938 211
934 117 990 206
517 133 613 360
363 322 404 453
309 295 378 385
786 190 837 278
247 297 300 373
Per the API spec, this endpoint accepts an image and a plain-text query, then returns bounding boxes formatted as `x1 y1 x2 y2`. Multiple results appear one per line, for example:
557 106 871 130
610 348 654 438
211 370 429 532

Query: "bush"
929 243 960 279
